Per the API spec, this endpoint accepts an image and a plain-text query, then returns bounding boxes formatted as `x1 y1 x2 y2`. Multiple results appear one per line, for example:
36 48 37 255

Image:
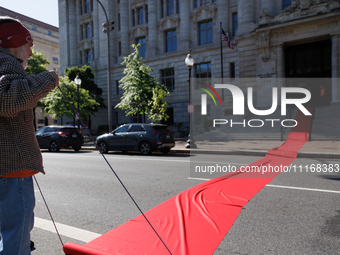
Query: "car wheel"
49 141 59 152
72 145 81 151
140 142 152 155
161 148 171 154
97 141 108 154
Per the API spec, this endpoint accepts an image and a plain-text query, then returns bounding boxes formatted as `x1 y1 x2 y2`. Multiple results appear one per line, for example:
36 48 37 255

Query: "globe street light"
185 52 196 148
74 74 82 129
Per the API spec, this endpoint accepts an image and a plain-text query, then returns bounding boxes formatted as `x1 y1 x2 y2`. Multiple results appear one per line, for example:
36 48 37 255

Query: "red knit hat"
0 21 33 48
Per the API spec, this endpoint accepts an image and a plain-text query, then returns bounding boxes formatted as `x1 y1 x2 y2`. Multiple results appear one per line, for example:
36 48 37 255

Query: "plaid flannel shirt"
0 47 56 176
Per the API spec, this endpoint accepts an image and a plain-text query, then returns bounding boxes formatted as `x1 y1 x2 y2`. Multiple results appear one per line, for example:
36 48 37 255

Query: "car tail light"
58 132 69 137
156 142 163 145
147 125 157 136
79 132 83 136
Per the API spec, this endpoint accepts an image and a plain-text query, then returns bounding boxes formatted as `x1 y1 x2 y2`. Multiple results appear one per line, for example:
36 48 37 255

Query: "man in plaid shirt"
0 16 59 254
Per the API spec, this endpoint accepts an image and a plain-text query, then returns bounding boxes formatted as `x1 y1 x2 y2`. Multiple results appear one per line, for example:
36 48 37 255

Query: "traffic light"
102 20 114 33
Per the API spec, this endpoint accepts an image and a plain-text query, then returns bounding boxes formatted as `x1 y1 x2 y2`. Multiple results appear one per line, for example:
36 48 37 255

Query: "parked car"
35 126 84 152
96 123 175 155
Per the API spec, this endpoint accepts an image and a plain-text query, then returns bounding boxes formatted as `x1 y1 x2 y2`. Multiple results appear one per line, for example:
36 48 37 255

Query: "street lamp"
74 74 82 129
96 0 114 132
185 52 196 148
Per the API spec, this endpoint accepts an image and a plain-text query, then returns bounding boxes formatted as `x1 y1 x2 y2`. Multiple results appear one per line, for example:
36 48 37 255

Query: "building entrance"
284 40 332 106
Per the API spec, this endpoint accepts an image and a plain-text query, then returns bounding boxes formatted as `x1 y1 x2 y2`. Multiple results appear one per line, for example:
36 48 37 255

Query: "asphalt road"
31 150 340 255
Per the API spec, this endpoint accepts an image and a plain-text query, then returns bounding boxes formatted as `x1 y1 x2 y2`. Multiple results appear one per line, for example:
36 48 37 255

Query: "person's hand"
48 71 59 87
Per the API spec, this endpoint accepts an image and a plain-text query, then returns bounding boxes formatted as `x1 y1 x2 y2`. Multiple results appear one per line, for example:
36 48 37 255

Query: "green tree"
64 66 106 129
116 44 169 122
25 49 51 130
41 76 100 126
26 49 50 75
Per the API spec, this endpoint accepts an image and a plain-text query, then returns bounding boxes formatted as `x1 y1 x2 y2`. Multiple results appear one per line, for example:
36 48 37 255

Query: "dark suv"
96 124 175 155
35 126 84 152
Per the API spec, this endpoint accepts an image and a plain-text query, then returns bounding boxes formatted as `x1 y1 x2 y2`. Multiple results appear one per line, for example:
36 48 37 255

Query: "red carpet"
63 110 311 255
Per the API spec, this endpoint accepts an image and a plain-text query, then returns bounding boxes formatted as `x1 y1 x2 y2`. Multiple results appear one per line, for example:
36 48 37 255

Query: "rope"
33 176 64 247
56 85 173 255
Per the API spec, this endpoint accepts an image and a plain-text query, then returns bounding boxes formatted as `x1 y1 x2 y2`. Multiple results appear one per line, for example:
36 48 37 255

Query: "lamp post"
96 0 114 132
185 52 196 148
74 74 82 129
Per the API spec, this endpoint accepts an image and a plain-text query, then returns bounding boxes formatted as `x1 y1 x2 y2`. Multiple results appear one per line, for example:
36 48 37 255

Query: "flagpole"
220 22 223 78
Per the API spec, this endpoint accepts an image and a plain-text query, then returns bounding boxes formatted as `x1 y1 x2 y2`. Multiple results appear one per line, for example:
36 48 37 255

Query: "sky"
0 0 59 27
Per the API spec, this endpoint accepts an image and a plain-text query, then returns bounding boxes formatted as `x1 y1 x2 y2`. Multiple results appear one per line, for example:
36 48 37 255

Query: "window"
80 25 84 39
146 5 148 22
116 80 120 95
283 0 291 9
86 49 92 63
118 41 121 56
32 26 36 31
195 63 211 78
138 7 144 24
199 20 213 45
80 0 83 15
162 107 174 126
85 0 91 13
79 51 83 64
118 13 121 31
177 0 180 13
115 125 129 134
167 0 174 16
118 0 120 3
86 23 91 38
38 119 45 124
53 57 58 64
166 30 177 52
232 13 238 37
194 0 198 8
137 38 146 58
161 68 175 91
48 31 52 36
161 0 164 18
230 62 235 78
132 9 135 26
129 125 146 132
201 0 209 6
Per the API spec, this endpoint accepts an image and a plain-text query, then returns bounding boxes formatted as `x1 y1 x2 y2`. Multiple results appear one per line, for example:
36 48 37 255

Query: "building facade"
58 0 340 134
0 7 60 130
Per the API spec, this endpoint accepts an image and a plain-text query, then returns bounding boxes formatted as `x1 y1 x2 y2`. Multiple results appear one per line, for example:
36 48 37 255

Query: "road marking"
188 177 340 194
266 184 340 194
34 217 101 243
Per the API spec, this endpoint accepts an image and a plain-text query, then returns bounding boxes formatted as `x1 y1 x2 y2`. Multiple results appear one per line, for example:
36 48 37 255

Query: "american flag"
221 27 234 49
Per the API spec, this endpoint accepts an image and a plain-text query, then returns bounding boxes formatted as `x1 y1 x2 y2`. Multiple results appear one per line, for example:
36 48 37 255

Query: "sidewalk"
82 137 340 159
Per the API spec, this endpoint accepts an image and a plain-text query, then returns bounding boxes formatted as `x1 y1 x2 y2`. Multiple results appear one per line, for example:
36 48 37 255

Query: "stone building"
0 7 60 130
58 0 340 134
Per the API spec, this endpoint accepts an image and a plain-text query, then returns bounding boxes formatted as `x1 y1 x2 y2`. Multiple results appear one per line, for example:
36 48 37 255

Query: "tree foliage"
116 44 169 122
64 66 105 110
41 76 100 125
26 49 50 75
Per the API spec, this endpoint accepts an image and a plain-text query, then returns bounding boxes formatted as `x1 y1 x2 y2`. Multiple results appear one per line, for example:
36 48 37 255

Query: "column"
69 0 78 66
92 0 100 64
237 0 255 35
331 33 339 103
179 0 190 50
120 0 129 56
59 0 69 74
148 0 158 57
261 0 275 16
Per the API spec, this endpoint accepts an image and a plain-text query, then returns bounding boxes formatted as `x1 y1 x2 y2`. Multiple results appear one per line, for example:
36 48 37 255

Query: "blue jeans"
0 177 35 255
